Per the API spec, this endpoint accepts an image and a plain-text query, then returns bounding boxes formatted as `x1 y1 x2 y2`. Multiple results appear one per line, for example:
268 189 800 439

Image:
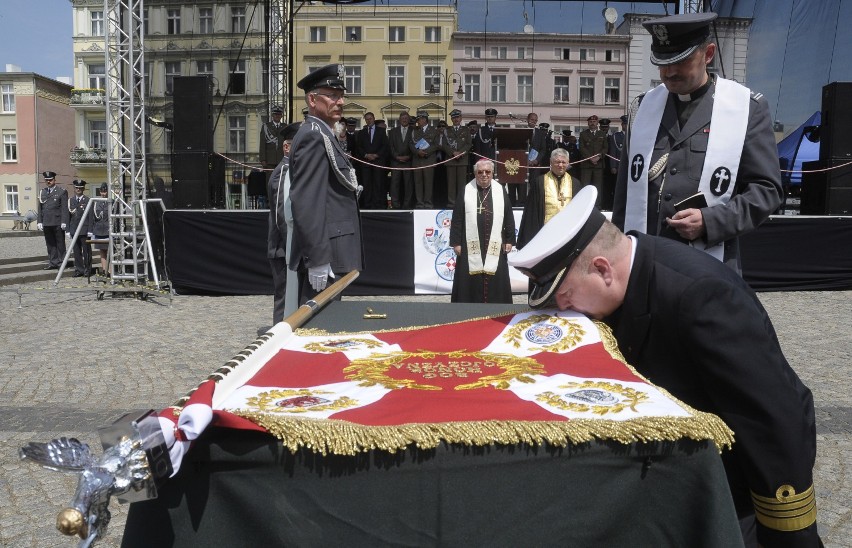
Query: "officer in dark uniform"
37 171 69 270
288 64 363 305
67 179 93 277
511 186 822 548
259 105 286 172
473 108 497 162
612 12 781 273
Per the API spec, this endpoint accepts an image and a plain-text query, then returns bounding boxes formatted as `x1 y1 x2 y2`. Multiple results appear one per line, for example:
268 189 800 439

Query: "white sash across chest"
463 181 504 275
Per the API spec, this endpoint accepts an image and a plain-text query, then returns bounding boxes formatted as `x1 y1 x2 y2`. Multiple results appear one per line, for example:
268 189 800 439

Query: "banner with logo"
160 310 733 473
412 209 528 294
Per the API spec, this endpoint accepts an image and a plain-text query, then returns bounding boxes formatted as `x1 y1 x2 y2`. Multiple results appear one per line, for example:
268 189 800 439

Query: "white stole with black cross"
464 181 504 275
625 77 750 261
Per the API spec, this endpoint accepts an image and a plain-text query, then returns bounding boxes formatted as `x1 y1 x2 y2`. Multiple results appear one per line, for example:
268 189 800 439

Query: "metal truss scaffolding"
104 0 163 288
267 0 291 119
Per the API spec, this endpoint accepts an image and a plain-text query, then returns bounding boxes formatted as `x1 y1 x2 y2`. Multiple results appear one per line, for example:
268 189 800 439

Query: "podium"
494 128 532 185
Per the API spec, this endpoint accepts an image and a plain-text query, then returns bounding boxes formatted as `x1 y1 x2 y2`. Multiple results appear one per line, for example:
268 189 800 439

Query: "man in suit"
259 105 285 173
510 186 821 548
602 115 627 211
288 64 363 304
409 111 439 209
267 122 301 323
443 109 472 208
355 112 389 209
612 12 781 273
473 108 497 162
578 114 608 206
37 171 69 270
388 111 414 209
67 179 93 277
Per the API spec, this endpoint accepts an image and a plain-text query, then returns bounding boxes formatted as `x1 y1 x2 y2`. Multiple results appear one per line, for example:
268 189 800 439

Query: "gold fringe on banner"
232 411 734 457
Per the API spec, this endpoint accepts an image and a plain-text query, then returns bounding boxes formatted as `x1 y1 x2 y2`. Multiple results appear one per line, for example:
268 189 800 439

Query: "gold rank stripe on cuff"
751 484 818 532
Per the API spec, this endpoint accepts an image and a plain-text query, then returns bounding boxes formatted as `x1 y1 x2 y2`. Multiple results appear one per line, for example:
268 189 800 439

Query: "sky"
0 1 668 81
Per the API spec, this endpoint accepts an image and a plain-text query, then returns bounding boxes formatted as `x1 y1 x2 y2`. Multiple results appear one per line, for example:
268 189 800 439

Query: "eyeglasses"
312 91 346 102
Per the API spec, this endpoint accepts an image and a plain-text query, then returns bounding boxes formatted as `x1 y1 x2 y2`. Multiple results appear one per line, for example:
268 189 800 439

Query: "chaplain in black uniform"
37 171 69 270
511 186 821 548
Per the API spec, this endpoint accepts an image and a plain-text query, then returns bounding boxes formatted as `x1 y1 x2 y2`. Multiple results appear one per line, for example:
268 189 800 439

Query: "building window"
518 47 533 60
346 26 362 42
554 76 570 103
425 26 441 42
389 26 405 42
164 61 181 94
310 26 326 42
464 74 480 102
605 49 621 62
388 66 405 95
167 9 181 35
490 75 506 102
3 132 16 162
605 77 620 103
88 64 106 90
580 48 595 61
4 184 19 213
424 65 441 94
1 84 14 113
88 120 107 149
196 60 213 77
517 75 533 104
345 66 362 95
231 7 246 33
199 8 213 34
579 76 595 103
464 46 481 59
229 60 246 94
91 10 104 36
491 46 507 59
228 116 246 152
556 48 570 60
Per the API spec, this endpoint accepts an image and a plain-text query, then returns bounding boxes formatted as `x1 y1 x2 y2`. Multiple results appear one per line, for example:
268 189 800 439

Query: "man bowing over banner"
450 158 515 303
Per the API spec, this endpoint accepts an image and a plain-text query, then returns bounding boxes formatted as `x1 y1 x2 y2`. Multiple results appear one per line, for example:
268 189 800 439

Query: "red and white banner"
160 310 732 473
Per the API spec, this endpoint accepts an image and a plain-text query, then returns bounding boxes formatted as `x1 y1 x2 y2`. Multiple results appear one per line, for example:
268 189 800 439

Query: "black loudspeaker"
800 158 852 215
173 76 212 153
819 82 852 161
172 152 225 209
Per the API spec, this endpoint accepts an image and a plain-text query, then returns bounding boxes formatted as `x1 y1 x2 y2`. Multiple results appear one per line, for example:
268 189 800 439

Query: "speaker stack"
171 76 223 208
801 82 852 215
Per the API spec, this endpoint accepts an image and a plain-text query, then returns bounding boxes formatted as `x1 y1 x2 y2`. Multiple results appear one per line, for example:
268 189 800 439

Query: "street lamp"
429 70 464 120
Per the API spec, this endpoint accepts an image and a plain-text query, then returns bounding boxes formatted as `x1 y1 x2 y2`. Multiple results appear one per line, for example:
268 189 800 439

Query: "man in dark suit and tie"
37 171 69 270
288 64 364 304
388 111 414 209
356 112 389 209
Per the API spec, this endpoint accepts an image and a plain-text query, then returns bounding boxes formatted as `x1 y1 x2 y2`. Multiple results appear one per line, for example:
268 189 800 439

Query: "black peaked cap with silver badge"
643 12 718 66
296 64 347 92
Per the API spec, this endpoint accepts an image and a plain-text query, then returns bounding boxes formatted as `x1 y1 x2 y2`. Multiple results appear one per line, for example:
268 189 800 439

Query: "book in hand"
674 192 708 211
415 138 430 150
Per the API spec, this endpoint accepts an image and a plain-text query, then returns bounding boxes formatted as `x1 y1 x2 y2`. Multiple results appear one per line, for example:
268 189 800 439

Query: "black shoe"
72 272 84 277
44 265 59 270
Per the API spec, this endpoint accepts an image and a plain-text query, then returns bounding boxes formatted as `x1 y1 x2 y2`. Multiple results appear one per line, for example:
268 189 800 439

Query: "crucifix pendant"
558 194 567 206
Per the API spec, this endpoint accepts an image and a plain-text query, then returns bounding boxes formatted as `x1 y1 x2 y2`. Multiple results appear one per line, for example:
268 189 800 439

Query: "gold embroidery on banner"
244 389 358 414
303 338 384 353
503 314 586 352
505 157 521 175
536 381 649 416
343 350 544 391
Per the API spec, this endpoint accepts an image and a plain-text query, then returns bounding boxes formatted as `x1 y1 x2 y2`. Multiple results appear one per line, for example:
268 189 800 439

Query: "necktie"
369 126 374 142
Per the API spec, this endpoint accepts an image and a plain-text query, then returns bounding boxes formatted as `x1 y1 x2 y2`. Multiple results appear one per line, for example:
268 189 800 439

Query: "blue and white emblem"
435 247 457 281
565 389 618 405
524 322 563 345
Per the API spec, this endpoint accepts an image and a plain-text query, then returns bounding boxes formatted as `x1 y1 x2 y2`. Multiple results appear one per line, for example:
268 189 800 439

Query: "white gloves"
87 232 94 239
60 223 67 230
37 223 43 231
308 264 335 292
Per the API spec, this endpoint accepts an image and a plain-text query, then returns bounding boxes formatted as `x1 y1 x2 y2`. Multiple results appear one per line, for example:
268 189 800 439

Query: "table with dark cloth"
122 302 742 547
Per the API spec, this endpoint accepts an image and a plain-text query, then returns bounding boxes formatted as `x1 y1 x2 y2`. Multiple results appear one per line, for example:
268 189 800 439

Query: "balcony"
70 146 107 165
70 89 106 108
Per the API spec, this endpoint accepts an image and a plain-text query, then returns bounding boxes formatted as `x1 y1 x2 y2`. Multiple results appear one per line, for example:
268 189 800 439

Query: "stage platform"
161 210 852 295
